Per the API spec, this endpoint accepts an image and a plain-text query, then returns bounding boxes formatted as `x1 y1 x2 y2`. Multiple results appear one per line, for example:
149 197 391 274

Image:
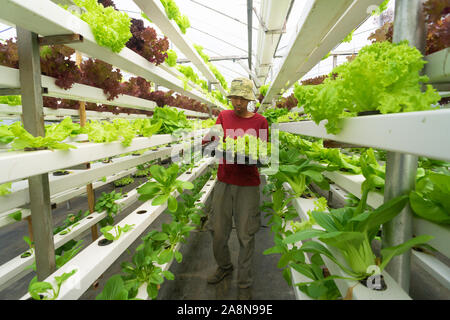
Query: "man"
207 78 268 300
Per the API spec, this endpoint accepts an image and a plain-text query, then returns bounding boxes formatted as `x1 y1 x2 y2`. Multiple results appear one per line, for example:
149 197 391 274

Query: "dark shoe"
238 287 252 300
207 266 233 284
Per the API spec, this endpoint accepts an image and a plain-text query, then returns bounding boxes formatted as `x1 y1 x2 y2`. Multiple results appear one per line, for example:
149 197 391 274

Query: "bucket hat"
227 77 256 101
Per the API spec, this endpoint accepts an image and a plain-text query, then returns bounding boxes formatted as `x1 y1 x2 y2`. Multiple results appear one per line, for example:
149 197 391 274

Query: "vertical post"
207 81 213 118
332 55 338 69
76 52 98 241
17 27 56 280
381 0 426 292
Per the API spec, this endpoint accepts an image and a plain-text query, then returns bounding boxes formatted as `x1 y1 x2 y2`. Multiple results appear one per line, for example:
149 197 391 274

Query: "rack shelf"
0 129 206 185
278 109 450 162
0 66 210 118
261 0 384 108
134 0 228 97
19 157 214 300
0 144 180 213
0 0 219 108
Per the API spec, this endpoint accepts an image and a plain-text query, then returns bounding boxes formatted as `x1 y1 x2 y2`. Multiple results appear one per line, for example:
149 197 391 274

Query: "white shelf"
0 179 145 292
279 109 450 162
0 143 195 214
0 129 206 184
20 157 214 300
412 249 450 291
134 0 228 97
0 0 216 107
0 66 210 118
261 0 384 108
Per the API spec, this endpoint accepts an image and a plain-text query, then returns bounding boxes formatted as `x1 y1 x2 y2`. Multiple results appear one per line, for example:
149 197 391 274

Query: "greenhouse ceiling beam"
188 0 259 31
260 0 385 111
254 0 292 85
134 0 228 97
247 0 253 70
0 0 218 108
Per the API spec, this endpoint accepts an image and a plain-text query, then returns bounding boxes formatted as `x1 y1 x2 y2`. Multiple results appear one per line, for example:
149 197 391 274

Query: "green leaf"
311 211 339 232
149 273 164 285
149 165 167 184
354 195 409 232
282 268 292 286
152 194 170 206
283 229 326 244
96 275 129 300
8 210 22 221
146 283 159 300
152 232 169 241
167 196 178 212
174 251 183 263
162 270 175 281
54 269 77 287
29 282 53 300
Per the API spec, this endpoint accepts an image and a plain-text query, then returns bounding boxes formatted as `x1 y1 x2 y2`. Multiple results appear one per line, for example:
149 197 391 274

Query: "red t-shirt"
215 110 269 186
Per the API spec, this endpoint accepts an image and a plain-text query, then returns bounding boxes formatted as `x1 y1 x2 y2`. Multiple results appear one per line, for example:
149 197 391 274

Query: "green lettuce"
72 0 132 53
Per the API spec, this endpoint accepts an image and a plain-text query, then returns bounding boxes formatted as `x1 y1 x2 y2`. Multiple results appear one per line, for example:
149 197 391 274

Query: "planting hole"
87 216 93 220
98 239 113 247
359 275 387 291
137 210 147 215
21 252 32 259
27 294 44 300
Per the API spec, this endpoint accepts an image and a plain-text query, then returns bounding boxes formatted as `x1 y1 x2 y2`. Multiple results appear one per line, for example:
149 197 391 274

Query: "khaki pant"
207 181 261 288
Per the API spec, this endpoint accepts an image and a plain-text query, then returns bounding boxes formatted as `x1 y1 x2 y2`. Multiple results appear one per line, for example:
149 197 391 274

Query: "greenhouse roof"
0 0 395 94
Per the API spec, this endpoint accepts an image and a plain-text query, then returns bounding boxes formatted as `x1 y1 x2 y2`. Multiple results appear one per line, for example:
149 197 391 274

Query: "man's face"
230 96 250 113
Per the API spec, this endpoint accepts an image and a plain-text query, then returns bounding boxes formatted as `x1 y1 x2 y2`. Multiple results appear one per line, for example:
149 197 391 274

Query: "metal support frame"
0 88 48 96
247 0 253 70
17 27 56 281
38 34 83 46
75 51 98 241
382 0 426 292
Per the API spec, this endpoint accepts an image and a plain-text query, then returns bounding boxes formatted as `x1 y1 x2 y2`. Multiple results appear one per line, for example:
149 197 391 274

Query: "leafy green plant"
294 41 441 134
0 125 14 145
262 147 330 197
8 121 76 151
0 95 21 106
0 182 12 196
95 191 123 227
283 195 433 280
410 169 450 224
28 269 77 300
138 164 194 212
160 0 190 34
53 210 89 235
151 107 193 134
21 236 34 258
8 210 22 221
132 119 162 137
72 0 132 53
165 49 177 67
100 224 135 241
114 176 134 187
